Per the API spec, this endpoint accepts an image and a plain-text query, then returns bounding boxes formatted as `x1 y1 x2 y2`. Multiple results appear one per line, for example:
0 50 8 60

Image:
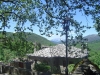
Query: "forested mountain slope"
5 32 55 46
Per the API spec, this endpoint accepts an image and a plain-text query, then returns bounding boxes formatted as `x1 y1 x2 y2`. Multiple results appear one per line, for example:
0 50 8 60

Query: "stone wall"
71 59 100 75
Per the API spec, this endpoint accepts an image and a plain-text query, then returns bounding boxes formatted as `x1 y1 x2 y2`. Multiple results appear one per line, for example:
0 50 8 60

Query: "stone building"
27 44 88 74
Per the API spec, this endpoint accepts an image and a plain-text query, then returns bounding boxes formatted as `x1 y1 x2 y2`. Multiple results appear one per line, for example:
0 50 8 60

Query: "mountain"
76 34 100 51
25 32 56 46
0 32 55 46
82 34 100 51
51 34 100 44
84 34 100 42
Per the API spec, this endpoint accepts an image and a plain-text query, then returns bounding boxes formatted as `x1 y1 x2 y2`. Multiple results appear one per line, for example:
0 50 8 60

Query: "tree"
0 0 36 32
0 0 99 58
36 42 42 50
0 0 100 36
0 0 100 73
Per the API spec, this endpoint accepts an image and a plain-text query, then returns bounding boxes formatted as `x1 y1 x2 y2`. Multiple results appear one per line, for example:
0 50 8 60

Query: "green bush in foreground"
68 64 75 73
34 63 51 72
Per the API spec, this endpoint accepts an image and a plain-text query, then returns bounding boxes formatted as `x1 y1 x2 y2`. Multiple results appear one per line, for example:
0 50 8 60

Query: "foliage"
68 64 75 73
6 32 55 46
0 0 100 62
76 41 100 51
0 0 100 71
0 32 34 62
25 32 56 46
0 31 55 62
89 51 100 68
0 0 100 37
0 48 16 63
0 0 36 32
51 66 59 74
87 41 100 51
34 63 51 72
76 41 100 68
35 42 42 51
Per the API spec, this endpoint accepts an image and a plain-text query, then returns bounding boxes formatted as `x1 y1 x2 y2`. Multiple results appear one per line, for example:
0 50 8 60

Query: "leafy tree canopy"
0 0 100 39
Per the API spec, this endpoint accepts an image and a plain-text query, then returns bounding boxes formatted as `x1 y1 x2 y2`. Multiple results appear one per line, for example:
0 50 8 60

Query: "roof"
27 44 88 58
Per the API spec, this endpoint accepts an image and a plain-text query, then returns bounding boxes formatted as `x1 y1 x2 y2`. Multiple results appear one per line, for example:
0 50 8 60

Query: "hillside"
76 34 100 50
1 32 55 46
85 34 100 51
88 41 100 51
84 34 100 42
51 34 100 44
76 41 100 51
25 32 55 46
83 34 100 51
75 34 100 67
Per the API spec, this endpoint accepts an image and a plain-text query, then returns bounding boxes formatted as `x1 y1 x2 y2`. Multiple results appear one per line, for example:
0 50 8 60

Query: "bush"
68 64 75 73
34 63 51 72
51 66 58 74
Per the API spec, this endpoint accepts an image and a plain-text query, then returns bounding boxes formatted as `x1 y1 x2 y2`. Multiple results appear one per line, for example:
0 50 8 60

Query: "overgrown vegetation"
0 31 55 63
68 41 100 73
0 32 34 62
76 41 100 68
34 63 51 72
89 51 100 68
68 64 75 73
0 0 100 74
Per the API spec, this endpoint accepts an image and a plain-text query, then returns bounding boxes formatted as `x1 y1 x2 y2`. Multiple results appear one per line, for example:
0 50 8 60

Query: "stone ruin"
71 58 100 75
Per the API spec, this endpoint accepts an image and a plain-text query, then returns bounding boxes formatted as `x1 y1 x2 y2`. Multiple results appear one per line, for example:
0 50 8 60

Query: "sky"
0 11 98 41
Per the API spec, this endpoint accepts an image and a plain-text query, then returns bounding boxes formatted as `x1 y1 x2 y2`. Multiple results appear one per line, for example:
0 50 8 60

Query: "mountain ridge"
0 32 55 46
51 34 100 44
84 34 100 42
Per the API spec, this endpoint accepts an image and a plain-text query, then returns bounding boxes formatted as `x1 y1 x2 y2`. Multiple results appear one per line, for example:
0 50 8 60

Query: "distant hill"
1 32 55 46
75 34 100 51
25 32 56 46
84 34 100 42
51 34 100 44
84 34 100 51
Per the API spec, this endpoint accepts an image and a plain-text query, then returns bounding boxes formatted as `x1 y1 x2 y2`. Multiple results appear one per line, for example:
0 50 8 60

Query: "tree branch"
0 14 6 30
0 0 13 3
2 11 22 19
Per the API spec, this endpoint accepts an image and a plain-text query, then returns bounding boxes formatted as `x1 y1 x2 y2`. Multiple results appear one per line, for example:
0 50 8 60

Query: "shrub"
34 63 51 72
